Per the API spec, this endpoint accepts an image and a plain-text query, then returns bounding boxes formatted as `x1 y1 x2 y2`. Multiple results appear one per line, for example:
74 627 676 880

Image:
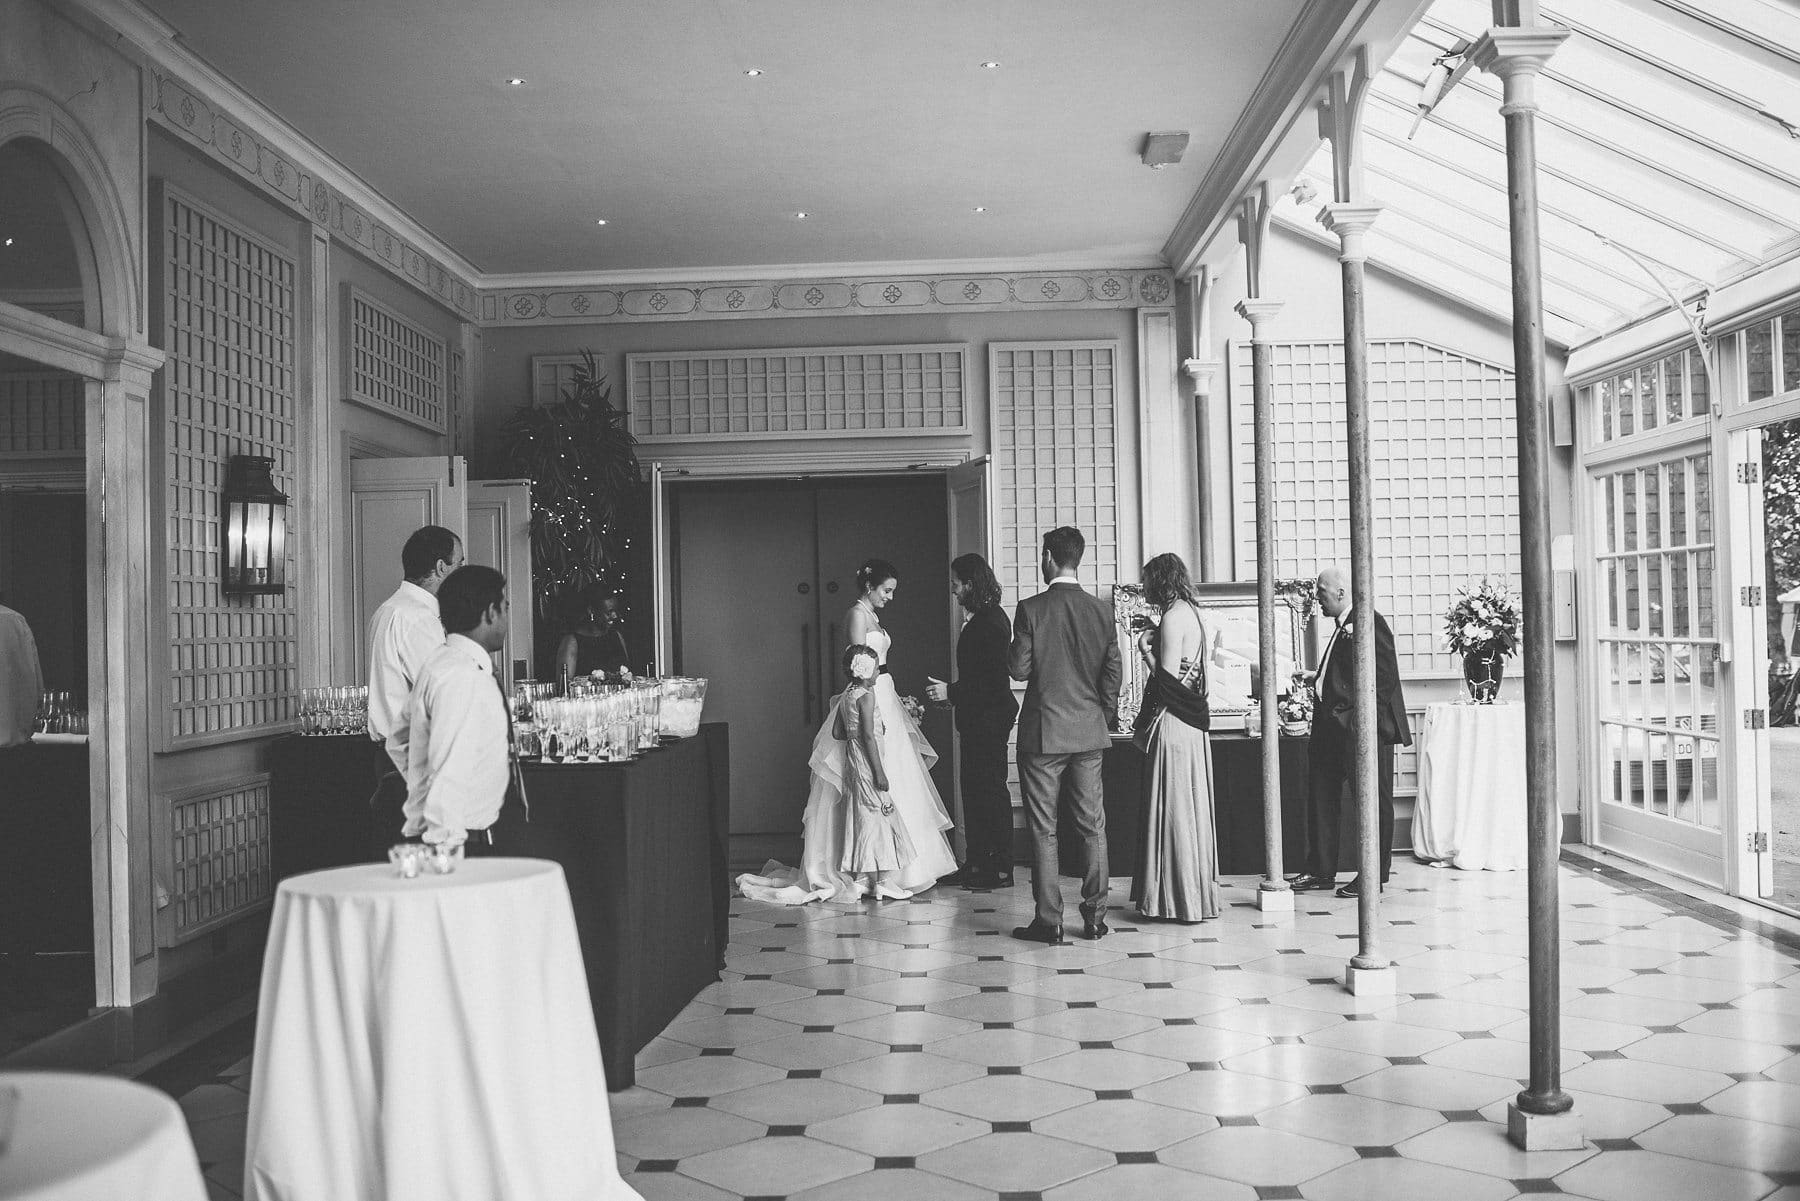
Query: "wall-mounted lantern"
221 455 290 596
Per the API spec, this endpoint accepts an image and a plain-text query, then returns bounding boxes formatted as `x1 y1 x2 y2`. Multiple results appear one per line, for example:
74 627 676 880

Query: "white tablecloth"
0 1071 207 1201
1412 702 1528 871
244 859 640 1201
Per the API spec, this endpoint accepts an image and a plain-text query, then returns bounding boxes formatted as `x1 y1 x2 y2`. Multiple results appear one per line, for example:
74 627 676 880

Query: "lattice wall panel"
167 775 272 940
627 344 967 441
0 372 84 454
1230 339 1520 677
990 342 1121 604
531 354 590 409
160 189 299 746
347 287 447 432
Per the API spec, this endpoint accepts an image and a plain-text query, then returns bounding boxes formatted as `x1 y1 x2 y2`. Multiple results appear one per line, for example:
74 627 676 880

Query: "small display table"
244 860 637 1201
1412 701 1527 871
0 1072 207 1201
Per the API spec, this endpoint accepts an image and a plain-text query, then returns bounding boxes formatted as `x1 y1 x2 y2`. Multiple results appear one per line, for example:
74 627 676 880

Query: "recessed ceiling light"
505 77 526 86
973 206 988 213
980 61 1001 69
795 211 809 219
744 68 764 77
594 219 609 226
2 238 11 246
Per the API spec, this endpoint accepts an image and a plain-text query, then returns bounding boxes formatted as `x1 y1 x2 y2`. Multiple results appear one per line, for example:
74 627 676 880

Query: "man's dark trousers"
958 712 1014 874
1305 723 1396 883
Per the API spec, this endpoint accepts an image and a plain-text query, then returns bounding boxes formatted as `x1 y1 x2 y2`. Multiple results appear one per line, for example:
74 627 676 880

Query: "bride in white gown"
737 559 958 904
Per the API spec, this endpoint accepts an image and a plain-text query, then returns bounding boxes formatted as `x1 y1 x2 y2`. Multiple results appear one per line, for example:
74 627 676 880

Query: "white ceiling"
138 0 1354 278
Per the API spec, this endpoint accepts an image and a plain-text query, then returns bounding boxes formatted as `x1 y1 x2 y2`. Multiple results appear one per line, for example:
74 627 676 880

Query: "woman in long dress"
1131 553 1221 921
736 558 957 904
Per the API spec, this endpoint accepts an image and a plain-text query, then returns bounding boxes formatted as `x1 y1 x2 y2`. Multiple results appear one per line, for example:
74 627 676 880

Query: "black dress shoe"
1081 917 1109 940
1011 921 1065 945
1335 878 1384 898
960 869 1013 890
1289 874 1338 892
938 867 974 887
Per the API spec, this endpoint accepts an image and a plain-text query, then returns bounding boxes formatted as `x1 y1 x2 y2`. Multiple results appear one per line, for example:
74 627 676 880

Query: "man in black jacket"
1292 565 1412 898
928 553 1019 890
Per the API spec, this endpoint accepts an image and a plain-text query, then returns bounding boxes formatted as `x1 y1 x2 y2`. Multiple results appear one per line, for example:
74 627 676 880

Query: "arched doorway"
0 98 162 1046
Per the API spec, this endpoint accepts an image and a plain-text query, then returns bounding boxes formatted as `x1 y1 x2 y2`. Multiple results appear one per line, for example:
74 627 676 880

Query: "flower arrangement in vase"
1443 576 1521 703
1276 670 1314 735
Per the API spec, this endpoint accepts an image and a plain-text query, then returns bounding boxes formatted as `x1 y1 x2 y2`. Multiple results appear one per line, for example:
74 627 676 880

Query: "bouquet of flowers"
1276 670 1314 725
1443 576 1521 658
900 695 925 725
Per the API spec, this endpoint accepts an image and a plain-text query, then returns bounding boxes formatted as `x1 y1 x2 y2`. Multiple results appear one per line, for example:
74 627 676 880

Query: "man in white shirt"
367 525 463 849
0 596 44 747
403 565 514 850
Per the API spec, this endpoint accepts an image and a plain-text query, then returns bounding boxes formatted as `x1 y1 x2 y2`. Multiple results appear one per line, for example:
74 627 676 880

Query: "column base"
1343 961 1396 995
1508 1103 1583 1151
1256 885 1295 913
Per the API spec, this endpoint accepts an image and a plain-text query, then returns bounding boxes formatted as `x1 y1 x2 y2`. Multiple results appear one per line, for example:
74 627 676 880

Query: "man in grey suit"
1008 527 1123 944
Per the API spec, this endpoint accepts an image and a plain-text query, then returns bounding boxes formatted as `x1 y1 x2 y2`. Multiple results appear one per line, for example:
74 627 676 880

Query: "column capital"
1471 27 1571 116
1234 298 1285 340
1182 357 1223 398
1319 203 1382 263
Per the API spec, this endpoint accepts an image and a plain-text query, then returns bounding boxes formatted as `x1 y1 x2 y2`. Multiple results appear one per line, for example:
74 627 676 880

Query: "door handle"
802 624 814 724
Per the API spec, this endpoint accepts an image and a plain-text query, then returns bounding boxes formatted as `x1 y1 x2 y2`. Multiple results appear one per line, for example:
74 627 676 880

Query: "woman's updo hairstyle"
855 558 899 595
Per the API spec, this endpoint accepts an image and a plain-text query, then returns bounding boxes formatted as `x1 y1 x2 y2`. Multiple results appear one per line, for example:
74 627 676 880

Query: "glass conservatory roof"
1280 0 1800 349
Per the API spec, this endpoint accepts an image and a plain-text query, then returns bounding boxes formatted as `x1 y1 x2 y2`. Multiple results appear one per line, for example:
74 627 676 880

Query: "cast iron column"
1474 20 1578 1148
1238 298 1292 905
1321 204 1387 979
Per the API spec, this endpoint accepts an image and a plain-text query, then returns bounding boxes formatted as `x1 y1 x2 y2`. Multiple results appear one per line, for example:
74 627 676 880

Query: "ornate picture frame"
1113 579 1316 729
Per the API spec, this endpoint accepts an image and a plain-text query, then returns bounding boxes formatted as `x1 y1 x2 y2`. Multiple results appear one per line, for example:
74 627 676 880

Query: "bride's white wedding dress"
737 625 958 904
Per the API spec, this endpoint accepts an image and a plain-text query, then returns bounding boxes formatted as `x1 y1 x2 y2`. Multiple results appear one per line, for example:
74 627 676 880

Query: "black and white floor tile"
157 861 1800 1201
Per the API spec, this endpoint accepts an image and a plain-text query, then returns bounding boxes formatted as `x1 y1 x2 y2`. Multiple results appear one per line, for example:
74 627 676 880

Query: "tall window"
1593 450 1721 830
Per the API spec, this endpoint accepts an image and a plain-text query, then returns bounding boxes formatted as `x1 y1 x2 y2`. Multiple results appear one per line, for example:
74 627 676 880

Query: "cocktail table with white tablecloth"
1412 701 1528 871
0 1072 207 1201
243 859 641 1201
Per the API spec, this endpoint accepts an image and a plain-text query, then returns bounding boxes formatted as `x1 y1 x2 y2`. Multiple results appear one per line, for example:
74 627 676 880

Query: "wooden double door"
672 475 954 854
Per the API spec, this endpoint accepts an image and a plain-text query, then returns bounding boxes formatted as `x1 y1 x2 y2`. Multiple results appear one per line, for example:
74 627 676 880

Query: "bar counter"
270 723 730 1091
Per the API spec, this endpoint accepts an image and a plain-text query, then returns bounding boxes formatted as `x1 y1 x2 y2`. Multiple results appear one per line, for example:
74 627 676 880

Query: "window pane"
1623 470 1640 551
1617 373 1636 436
1622 555 1642 632
1605 560 1619 631
1689 352 1709 416
1643 464 1662 549
1599 378 1614 440
1694 454 1712 543
1696 547 1715 637
1646 556 1665 636
1749 322 1776 401
1662 354 1685 424
1666 458 1687 546
1669 553 1690 637
1604 474 1618 554
1784 314 1800 395
1640 364 1661 431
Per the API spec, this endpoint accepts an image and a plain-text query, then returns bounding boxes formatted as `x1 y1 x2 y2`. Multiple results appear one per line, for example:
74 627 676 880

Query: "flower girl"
835 645 917 899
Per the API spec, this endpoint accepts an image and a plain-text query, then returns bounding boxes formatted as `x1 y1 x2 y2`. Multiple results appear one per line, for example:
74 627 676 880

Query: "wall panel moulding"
148 72 479 321
480 270 1177 326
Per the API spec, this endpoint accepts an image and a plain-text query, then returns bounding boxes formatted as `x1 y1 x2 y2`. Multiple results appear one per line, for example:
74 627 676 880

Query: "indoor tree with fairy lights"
503 350 643 670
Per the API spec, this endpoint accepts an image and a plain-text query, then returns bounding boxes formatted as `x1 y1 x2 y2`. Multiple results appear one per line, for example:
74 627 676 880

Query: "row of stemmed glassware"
525 681 665 762
297 685 368 735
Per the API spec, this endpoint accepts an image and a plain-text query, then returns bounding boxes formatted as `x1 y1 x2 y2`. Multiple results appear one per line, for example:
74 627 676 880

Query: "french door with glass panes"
1590 443 1726 886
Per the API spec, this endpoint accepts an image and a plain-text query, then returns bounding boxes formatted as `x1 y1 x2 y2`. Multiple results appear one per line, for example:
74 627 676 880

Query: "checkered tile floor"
165 860 1800 1201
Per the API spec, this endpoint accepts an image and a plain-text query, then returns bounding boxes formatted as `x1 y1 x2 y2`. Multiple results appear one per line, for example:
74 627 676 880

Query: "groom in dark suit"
1008 527 1122 944
1292 565 1411 898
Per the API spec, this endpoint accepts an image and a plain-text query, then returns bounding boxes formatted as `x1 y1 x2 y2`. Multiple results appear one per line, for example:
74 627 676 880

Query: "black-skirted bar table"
1064 731 1311 879
268 723 730 1091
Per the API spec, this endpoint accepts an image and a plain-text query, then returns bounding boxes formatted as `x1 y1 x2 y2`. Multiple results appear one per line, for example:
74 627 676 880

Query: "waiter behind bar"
403 565 513 852
366 525 462 854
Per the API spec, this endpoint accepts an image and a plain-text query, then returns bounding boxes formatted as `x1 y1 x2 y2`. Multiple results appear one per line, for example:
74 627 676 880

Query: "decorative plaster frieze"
480 269 1175 326
148 72 479 320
